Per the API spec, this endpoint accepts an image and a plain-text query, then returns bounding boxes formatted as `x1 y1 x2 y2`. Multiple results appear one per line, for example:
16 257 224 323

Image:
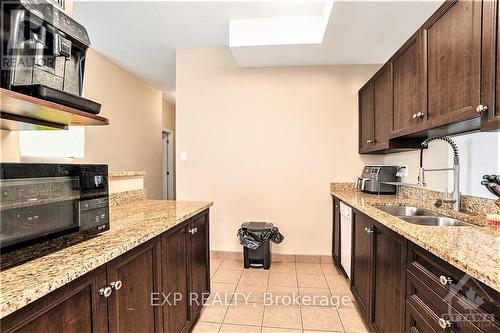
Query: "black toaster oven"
0 163 109 252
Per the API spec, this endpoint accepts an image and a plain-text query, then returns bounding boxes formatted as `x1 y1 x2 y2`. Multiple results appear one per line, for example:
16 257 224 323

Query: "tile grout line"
219 259 243 331
260 264 270 333
322 262 347 333
295 261 305 332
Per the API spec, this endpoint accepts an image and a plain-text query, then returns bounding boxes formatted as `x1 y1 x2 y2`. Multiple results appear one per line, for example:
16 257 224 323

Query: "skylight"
229 0 334 47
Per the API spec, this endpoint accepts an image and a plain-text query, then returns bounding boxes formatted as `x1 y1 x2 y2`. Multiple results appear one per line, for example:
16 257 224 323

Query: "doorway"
162 129 175 199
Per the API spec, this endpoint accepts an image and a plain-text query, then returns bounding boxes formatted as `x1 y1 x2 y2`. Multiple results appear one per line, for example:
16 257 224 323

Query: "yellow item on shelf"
486 214 500 226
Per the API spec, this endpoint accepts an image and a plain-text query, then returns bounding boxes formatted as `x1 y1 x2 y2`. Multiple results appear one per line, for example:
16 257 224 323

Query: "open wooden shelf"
0 88 109 130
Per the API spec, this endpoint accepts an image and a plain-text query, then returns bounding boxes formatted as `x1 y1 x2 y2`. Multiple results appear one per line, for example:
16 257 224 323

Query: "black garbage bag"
237 226 284 250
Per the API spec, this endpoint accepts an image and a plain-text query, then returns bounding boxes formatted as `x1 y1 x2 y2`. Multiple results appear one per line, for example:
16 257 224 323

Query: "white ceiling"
74 0 444 95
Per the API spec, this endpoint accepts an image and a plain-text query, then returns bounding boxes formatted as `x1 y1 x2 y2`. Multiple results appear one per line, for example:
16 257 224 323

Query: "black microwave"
0 163 109 253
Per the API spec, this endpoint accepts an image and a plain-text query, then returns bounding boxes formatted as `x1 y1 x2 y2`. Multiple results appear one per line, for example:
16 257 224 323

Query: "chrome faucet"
418 136 461 211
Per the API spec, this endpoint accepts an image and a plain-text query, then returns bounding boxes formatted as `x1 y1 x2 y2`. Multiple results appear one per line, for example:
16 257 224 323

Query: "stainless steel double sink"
374 205 472 227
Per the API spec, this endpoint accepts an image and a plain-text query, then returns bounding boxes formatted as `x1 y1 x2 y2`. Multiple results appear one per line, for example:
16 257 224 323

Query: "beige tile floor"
192 258 371 333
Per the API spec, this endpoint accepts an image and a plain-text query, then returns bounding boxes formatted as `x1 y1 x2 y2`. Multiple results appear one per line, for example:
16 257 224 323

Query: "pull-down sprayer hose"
420 136 459 167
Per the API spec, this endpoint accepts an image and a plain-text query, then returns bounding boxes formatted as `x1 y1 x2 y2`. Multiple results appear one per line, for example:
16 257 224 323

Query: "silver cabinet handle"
416 112 425 119
99 286 112 297
438 318 453 329
366 139 374 144
364 227 374 234
439 275 453 286
412 113 417 119
476 105 488 113
188 227 198 235
111 280 122 290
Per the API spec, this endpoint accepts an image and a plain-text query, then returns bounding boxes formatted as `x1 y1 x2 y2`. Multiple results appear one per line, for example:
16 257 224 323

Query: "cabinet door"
332 197 341 265
391 32 423 136
372 224 406 333
359 81 375 152
373 65 392 150
189 211 210 317
481 0 500 130
107 238 162 333
351 212 374 321
422 0 482 128
1 267 108 333
162 224 191 333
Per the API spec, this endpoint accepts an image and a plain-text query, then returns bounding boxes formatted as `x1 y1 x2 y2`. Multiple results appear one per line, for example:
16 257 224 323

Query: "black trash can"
241 222 273 270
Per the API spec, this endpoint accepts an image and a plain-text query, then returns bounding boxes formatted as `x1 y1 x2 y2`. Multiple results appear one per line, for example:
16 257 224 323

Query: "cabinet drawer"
407 270 482 333
407 299 438 333
408 243 499 332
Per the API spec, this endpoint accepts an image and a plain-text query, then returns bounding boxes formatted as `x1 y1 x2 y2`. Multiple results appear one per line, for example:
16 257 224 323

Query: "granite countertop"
109 171 146 177
0 200 212 319
330 186 500 292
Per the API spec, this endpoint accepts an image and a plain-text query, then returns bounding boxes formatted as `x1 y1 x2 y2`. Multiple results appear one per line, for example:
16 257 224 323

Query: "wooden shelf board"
0 88 109 131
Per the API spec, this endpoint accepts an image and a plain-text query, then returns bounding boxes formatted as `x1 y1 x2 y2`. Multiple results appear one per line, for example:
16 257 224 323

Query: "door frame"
162 129 175 200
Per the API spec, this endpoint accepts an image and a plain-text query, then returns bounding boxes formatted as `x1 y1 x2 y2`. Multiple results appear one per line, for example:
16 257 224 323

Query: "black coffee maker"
1 0 101 114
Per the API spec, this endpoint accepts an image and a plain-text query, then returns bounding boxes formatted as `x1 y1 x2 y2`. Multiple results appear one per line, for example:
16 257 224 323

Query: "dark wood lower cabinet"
162 224 191 333
333 198 500 333
351 211 374 321
107 238 162 333
332 197 340 265
372 223 406 333
1 209 211 333
1 266 108 333
189 212 210 318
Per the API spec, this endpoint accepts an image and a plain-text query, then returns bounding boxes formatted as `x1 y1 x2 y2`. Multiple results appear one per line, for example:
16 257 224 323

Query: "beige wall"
384 144 449 192
176 47 382 255
0 49 164 199
163 100 176 130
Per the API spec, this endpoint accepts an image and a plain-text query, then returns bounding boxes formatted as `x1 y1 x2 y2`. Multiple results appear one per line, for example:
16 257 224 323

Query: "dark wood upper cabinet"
372 223 407 333
189 212 210 318
373 65 392 150
481 0 500 130
358 65 421 153
162 225 192 333
1 267 108 333
351 211 374 321
359 0 499 152
359 81 375 153
422 0 482 128
107 239 162 333
391 32 424 137
358 65 392 153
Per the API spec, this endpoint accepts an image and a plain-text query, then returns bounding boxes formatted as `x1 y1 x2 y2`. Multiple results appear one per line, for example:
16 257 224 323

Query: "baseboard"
210 250 333 264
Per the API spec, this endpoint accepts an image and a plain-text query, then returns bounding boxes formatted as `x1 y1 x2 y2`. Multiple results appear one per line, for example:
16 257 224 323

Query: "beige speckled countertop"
109 170 146 177
330 187 500 292
0 200 212 319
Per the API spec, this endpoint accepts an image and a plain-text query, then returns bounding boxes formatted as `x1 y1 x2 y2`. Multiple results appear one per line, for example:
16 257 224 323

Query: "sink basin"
400 216 472 227
374 205 440 217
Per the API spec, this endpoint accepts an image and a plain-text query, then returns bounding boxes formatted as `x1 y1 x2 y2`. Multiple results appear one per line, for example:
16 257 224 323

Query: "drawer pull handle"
438 318 453 329
439 275 453 286
99 286 112 298
111 280 122 290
